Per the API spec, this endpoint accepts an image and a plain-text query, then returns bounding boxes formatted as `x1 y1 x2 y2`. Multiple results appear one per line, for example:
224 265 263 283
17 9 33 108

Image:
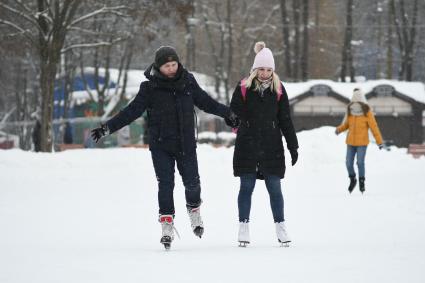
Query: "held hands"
91 124 109 143
225 111 240 128
289 149 298 166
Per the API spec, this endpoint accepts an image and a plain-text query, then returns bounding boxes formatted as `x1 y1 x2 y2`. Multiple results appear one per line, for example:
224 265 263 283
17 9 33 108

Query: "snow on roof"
70 69 425 106
71 68 219 104
284 79 425 104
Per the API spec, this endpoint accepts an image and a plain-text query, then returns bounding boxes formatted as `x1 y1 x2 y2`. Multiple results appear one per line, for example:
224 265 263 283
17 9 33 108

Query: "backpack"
240 78 283 102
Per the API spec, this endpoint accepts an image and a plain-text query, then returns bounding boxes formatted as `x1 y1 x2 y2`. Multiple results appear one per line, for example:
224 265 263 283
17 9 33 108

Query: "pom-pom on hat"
251 41 275 71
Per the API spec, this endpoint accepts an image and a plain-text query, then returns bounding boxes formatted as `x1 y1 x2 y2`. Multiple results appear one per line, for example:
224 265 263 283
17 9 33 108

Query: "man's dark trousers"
151 148 202 215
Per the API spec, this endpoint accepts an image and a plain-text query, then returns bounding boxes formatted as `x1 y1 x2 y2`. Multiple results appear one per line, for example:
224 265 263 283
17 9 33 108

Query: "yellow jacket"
337 110 383 146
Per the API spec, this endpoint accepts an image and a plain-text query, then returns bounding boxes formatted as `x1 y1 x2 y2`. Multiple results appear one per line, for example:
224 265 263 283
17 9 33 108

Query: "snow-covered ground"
1 127 424 283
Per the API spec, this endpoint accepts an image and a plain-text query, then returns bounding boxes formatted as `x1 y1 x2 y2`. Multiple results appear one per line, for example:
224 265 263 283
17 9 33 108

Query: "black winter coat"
106 64 230 154
230 80 299 179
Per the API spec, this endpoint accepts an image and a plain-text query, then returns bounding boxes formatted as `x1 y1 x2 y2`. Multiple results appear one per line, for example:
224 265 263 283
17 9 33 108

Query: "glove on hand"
378 144 384 150
225 111 240 128
290 149 298 166
91 124 109 143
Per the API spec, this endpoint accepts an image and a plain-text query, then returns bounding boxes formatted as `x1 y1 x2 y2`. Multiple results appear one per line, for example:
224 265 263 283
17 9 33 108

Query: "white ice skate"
159 215 176 250
238 222 250 247
275 222 291 247
187 206 204 238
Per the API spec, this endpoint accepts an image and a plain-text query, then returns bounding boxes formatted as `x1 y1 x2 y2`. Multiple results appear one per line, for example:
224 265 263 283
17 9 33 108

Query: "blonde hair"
244 69 281 93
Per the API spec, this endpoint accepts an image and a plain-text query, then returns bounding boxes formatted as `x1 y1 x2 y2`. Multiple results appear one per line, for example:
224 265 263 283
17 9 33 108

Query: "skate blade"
278 240 291 247
163 243 171 250
238 241 249 247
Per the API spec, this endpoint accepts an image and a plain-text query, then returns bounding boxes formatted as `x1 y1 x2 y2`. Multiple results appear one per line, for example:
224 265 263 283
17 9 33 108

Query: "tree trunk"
405 0 418 81
340 0 354 82
376 1 383 78
390 0 418 81
386 0 393 79
225 0 233 105
292 0 301 80
301 0 309 81
280 0 292 79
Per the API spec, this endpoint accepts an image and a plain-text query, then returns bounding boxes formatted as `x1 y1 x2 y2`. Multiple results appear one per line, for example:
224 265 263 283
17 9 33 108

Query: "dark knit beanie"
154 46 179 68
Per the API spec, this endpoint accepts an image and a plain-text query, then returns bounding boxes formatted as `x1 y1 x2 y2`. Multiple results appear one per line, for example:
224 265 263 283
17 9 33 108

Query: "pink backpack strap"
240 79 247 101
276 82 283 101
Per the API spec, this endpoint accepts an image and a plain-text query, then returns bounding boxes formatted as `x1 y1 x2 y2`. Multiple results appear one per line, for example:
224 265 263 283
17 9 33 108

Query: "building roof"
284 80 425 104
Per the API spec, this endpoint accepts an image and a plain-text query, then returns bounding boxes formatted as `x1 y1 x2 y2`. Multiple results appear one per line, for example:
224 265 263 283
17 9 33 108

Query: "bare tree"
340 0 355 82
292 0 301 80
390 0 419 81
386 0 394 79
301 0 309 81
0 1 129 152
280 0 292 79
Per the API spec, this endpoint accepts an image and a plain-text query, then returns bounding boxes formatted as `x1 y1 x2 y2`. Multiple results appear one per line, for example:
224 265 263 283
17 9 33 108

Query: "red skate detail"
159 215 173 223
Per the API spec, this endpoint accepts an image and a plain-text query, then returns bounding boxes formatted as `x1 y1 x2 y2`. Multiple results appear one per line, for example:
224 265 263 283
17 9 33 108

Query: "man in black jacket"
91 46 238 249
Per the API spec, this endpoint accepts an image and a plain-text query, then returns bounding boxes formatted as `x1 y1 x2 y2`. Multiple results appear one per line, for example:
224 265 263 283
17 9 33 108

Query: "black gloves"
378 144 384 150
289 149 298 166
225 111 240 128
91 123 109 143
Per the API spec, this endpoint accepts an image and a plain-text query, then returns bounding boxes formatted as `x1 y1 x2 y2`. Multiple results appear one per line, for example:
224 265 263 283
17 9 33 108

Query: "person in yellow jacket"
335 88 383 194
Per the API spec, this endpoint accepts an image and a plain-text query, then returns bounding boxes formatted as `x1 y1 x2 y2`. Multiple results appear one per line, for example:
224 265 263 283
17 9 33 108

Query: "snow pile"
1 127 424 283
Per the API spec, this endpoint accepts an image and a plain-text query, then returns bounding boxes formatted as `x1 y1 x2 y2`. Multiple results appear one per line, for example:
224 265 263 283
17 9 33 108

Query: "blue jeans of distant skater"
151 148 202 216
346 145 367 178
238 173 284 223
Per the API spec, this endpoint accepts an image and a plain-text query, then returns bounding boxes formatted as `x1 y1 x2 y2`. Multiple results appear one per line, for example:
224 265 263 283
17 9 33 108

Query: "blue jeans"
151 149 201 215
238 173 284 223
346 145 367 178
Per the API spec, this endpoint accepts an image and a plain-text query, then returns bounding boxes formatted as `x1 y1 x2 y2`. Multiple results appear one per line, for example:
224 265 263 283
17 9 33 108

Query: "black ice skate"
348 175 357 193
359 177 365 194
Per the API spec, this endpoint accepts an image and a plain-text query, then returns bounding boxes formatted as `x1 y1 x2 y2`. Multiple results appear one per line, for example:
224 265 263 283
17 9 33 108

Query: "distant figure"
63 122 73 144
31 110 41 152
90 45 238 249
226 42 298 247
335 88 383 194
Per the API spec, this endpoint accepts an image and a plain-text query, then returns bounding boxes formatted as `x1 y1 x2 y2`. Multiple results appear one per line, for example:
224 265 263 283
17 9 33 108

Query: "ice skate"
159 215 175 250
359 177 365 194
187 206 204 238
348 175 357 194
276 222 291 247
238 221 250 247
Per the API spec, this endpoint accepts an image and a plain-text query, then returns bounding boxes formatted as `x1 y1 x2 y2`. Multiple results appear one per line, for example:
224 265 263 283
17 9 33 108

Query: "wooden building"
286 80 425 147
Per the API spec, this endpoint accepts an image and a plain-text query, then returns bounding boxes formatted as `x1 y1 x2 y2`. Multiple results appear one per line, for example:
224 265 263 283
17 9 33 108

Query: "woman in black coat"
228 42 299 247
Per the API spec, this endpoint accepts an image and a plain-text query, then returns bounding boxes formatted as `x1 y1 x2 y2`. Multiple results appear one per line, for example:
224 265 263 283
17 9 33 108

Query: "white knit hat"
251 41 275 71
351 88 368 103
